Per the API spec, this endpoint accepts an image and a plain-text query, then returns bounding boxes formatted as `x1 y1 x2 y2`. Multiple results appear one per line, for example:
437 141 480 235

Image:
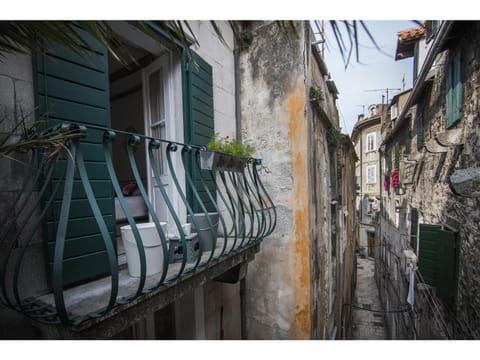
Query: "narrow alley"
350 256 387 340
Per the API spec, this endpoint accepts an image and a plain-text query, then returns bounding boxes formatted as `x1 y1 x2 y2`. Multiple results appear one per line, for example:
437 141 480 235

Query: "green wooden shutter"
446 49 462 129
410 208 418 252
418 224 457 308
394 142 400 169
446 49 462 128
33 25 115 286
182 50 216 212
419 224 439 286
416 111 424 150
404 129 411 155
387 146 392 172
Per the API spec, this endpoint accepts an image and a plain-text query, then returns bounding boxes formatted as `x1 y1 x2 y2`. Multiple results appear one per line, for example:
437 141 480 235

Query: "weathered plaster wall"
239 21 344 339
337 136 358 338
308 44 343 338
239 21 311 339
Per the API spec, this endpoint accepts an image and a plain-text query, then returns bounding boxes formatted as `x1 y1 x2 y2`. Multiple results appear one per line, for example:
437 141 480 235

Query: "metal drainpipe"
234 36 242 143
240 278 247 339
378 147 383 297
359 135 363 227
233 27 247 340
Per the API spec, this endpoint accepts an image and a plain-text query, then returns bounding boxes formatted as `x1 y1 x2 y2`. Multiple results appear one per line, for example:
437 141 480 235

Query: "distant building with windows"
351 104 384 257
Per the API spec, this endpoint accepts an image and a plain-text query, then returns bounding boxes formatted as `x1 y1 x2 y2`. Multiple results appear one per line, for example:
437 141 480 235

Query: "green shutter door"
418 224 440 286
182 50 216 213
418 224 457 308
33 26 115 286
436 228 457 308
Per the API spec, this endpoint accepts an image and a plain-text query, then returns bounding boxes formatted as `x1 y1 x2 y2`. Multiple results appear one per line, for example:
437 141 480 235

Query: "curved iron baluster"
51 140 77 325
228 171 252 248
146 139 185 285
218 171 245 252
193 149 230 258
196 153 240 255
237 169 262 245
0 150 55 310
247 160 271 240
181 148 218 265
125 135 169 293
73 139 119 320
252 160 277 237
164 144 195 273
243 161 267 242
12 158 66 321
180 146 213 267
103 130 146 300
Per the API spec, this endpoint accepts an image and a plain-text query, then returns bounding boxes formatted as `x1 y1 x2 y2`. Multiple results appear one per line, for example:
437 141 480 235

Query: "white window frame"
366 164 376 184
390 103 398 120
366 132 376 152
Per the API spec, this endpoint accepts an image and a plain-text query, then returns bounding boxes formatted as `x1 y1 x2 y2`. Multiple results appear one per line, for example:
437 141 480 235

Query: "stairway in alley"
350 256 387 340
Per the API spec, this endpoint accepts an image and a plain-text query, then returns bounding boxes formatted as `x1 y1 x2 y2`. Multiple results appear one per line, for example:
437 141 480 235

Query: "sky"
322 20 416 136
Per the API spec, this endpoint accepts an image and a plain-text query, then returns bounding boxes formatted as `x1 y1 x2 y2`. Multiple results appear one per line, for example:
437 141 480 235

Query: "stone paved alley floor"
351 256 387 340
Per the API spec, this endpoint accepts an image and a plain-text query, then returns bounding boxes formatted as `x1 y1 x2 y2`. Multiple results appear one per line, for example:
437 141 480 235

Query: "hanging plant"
200 133 255 172
207 133 255 159
309 85 324 102
327 127 340 146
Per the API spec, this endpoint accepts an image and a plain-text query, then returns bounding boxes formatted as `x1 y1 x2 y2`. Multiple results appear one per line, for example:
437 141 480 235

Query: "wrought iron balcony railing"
0 123 276 330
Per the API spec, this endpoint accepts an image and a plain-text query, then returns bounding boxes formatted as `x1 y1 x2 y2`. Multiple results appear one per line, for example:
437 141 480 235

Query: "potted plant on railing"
200 133 255 172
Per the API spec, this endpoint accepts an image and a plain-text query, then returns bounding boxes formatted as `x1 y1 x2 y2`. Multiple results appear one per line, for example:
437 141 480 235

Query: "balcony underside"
33 240 260 339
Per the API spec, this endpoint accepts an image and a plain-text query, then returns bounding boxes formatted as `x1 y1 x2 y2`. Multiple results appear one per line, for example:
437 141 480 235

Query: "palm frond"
359 20 391 58
0 20 200 66
210 21 228 47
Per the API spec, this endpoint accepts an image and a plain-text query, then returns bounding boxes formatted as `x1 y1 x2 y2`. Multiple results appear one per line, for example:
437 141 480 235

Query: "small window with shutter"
446 48 462 129
416 110 424 150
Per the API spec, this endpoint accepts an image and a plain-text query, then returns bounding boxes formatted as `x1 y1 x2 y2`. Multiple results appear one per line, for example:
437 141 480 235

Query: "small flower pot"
199 150 246 172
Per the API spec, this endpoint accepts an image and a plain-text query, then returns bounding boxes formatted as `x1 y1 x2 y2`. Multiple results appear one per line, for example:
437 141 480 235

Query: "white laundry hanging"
407 263 417 306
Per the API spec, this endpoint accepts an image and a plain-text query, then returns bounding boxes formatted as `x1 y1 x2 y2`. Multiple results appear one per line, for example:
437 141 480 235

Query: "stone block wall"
0 52 47 338
379 22 480 339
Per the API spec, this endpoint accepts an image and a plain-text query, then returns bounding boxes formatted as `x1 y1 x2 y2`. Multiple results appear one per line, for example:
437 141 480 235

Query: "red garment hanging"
391 169 400 188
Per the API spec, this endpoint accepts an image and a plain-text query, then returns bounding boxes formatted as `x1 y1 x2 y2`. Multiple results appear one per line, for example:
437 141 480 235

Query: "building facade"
238 20 357 339
351 105 383 258
377 21 480 339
